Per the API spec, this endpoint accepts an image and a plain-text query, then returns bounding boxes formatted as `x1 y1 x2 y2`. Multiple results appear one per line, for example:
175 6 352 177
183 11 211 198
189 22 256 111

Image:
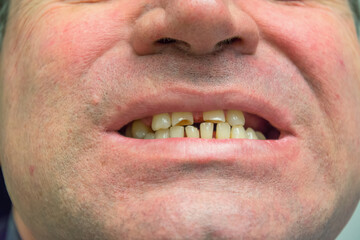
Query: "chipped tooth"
171 112 194 126
185 126 200 138
131 120 152 139
155 129 170 139
216 123 231 139
200 122 214 139
125 124 133 138
152 113 171 131
144 132 155 139
226 110 245 126
170 126 185 138
246 128 258 140
255 131 266 140
230 125 247 139
203 110 225 123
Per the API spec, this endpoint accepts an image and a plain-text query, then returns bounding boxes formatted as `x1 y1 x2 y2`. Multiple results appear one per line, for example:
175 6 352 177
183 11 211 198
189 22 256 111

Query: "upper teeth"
126 110 266 140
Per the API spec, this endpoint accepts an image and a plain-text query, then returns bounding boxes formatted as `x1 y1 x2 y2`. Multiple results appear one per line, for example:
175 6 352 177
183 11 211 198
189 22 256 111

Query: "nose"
131 0 260 56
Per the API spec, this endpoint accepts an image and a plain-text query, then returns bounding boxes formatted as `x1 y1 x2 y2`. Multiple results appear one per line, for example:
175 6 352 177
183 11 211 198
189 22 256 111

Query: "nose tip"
131 0 260 56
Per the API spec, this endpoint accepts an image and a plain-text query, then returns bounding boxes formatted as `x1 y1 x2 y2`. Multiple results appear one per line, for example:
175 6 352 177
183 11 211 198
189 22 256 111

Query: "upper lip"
104 86 296 138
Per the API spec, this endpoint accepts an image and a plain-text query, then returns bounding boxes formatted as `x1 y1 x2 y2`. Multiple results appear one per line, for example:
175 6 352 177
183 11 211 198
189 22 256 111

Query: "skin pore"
1 0 360 239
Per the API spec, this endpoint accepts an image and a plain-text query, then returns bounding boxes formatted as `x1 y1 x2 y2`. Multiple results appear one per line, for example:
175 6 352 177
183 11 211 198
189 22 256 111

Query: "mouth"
118 110 280 140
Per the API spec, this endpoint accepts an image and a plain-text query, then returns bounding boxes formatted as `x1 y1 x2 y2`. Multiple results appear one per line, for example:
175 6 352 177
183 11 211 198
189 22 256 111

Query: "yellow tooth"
216 123 231 139
203 110 225 123
125 124 133 137
255 131 266 140
226 110 245 126
171 112 194 126
246 128 258 140
230 125 247 139
144 132 155 139
185 126 200 138
131 120 152 139
200 122 214 139
152 113 171 131
170 126 185 138
155 129 170 139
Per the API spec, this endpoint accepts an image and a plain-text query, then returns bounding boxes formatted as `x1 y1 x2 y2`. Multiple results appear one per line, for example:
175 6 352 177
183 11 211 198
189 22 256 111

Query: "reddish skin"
1 0 360 240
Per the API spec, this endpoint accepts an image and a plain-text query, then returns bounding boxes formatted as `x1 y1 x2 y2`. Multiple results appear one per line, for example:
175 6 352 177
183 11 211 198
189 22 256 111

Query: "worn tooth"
216 123 231 139
246 128 258 140
203 110 225 123
255 131 266 140
155 129 170 139
125 124 133 137
230 125 247 139
185 126 200 138
152 113 171 131
170 126 185 138
200 122 214 139
171 112 194 126
144 132 155 139
226 110 245 126
131 120 152 139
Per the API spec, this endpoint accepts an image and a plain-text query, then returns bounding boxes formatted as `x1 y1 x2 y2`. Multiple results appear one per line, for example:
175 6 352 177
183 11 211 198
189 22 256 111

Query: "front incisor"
152 113 171 131
200 122 214 139
216 123 231 139
203 110 225 123
246 128 258 140
226 110 245 126
171 112 194 126
155 129 170 139
185 126 200 138
170 126 185 138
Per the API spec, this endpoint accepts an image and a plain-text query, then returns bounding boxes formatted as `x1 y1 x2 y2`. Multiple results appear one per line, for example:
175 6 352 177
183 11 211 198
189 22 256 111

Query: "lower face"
1 0 360 240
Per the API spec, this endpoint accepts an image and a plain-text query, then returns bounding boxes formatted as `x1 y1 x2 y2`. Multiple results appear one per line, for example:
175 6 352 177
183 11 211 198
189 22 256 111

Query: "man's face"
1 0 360 239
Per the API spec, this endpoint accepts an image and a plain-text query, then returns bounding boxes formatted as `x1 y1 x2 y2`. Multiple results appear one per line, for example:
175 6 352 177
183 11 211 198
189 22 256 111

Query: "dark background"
0 169 11 217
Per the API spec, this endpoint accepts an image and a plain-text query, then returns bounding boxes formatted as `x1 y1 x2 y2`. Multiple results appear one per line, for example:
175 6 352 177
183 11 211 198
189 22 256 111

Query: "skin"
1 0 360 239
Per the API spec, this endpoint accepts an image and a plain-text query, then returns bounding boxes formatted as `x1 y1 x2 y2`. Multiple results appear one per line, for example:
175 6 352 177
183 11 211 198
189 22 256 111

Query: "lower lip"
104 131 299 168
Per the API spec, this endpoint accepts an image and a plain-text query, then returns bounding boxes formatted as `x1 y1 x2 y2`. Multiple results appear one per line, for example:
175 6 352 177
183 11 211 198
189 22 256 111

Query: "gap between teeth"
124 110 267 140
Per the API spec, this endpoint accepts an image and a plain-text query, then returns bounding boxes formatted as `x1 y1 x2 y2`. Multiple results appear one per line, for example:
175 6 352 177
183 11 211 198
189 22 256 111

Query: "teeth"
155 129 170 139
246 128 258 140
226 110 245 126
125 124 133 138
185 126 200 138
170 126 185 138
171 112 194 126
200 122 214 139
203 110 225 123
144 132 155 139
230 125 247 139
152 113 171 131
255 131 266 140
131 120 152 139
216 123 231 139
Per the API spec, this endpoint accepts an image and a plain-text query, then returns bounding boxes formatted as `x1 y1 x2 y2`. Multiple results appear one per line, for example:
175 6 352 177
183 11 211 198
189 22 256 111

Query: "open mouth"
118 109 280 140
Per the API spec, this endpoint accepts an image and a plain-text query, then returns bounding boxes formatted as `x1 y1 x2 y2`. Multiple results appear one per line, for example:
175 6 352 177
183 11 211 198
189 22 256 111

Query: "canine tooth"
200 122 214 139
230 125 246 139
152 113 171 131
185 126 200 138
144 132 155 139
171 112 194 126
216 123 230 139
246 128 258 140
226 110 245 126
155 129 170 139
170 126 185 138
203 110 225 123
131 120 151 139
255 131 266 140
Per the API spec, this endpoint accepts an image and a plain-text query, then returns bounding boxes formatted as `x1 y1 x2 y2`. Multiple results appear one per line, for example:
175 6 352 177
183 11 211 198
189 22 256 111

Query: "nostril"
215 37 242 51
156 38 177 44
